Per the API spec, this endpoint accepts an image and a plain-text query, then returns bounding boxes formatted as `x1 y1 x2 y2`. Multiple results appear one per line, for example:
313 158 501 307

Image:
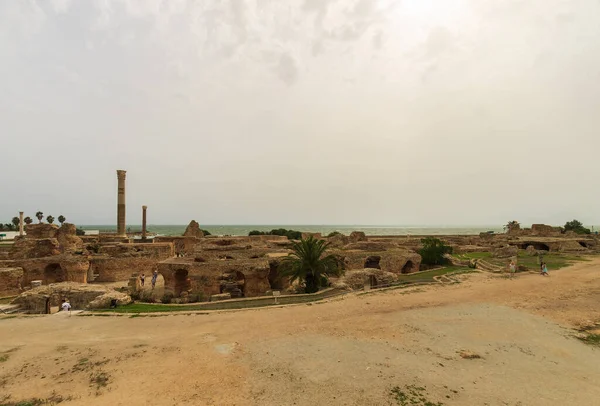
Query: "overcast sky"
1 0 599 226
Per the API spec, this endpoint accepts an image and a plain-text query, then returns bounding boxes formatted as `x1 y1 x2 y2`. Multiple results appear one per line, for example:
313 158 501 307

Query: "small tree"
24 216 33 225
58 215 66 225
279 236 343 293
46 215 55 224
12 217 20 229
418 237 453 266
564 219 590 235
35 211 44 223
503 220 520 233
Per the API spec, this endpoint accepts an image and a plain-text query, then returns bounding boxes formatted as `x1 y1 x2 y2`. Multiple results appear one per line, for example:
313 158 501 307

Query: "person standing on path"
61 299 71 315
541 262 550 276
509 260 516 278
140 273 145 287
151 271 158 289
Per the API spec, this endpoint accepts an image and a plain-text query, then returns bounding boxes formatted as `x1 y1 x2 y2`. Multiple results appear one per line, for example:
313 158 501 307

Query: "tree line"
504 219 594 234
0 213 67 231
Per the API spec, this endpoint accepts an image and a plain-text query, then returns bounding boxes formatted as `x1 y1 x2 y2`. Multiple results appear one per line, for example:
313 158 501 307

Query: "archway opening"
402 261 414 274
532 243 550 251
44 263 65 284
268 261 283 290
364 256 381 269
579 241 590 248
220 271 245 298
174 269 190 296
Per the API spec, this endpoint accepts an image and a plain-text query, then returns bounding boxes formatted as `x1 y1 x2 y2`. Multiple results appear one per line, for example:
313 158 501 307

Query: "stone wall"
90 243 174 282
8 256 90 286
157 257 273 298
336 249 422 274
0 267 24 296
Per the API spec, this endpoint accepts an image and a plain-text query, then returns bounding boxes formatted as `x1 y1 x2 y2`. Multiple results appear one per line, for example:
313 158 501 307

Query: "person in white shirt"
61 299 71 312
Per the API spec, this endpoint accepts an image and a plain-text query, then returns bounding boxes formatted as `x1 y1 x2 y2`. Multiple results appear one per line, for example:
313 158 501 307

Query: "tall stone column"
19 211 24 236
117 170 127 237
142 206 148 240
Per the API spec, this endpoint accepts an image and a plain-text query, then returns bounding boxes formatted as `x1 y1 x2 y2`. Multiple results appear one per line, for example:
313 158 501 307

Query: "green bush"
161 293 174 304
200 229 211 236
327 231 341 238
418 237 453 266
248 228 302 240
563 219 591 235
76 228 86 236
188 291 204 303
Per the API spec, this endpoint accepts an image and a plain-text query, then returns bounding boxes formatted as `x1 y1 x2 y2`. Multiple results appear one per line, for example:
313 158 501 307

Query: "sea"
79 225 505 237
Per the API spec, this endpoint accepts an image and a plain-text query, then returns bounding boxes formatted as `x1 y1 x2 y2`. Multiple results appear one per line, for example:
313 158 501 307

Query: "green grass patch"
390 385 444 406
577 333 600 347
96 303 212 314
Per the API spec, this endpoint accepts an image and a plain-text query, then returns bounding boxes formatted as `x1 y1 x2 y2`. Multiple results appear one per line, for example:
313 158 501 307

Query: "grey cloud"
275 52 299 85
2 0 600 226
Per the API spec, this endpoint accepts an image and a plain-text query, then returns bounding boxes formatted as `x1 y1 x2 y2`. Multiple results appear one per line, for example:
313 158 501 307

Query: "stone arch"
364 256 381 269
519 242 549 251
144 272 165 298
401 261 415 274
44 263 65 284
174 269 190 296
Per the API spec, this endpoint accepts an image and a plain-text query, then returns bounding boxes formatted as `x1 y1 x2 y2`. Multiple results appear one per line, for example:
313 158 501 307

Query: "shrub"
200 229 211 236
188 291 205 303
76 228 86 236
161 293 174 304
327 231 341 238
418 237 453 266
563 219 591 235
248 229 302 240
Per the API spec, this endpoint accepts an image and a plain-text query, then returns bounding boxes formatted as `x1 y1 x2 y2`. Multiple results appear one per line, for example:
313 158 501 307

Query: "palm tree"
58 215 66 225
279 236 343 293
46 215 55 224
35 211 44 223
24 216 33 225
12 217 20 229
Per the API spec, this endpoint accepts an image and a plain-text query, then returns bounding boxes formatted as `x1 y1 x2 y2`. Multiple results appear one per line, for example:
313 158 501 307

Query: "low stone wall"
12 282 131 313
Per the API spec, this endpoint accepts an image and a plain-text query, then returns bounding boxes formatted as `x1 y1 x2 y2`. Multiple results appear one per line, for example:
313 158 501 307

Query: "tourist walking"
509 260 516 277
61 299 71 315
151 271 158 289
541 262 549 277
140 273 145 287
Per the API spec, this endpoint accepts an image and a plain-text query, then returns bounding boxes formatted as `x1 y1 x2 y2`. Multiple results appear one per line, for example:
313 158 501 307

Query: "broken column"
142 205 148 240
19 211 24 236
117 170 127 237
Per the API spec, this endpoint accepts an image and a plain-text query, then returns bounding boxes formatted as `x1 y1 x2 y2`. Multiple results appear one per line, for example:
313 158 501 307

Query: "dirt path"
1 259 599 405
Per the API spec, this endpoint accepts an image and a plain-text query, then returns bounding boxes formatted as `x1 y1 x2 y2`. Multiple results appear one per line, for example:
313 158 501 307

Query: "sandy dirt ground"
1 259 600 405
